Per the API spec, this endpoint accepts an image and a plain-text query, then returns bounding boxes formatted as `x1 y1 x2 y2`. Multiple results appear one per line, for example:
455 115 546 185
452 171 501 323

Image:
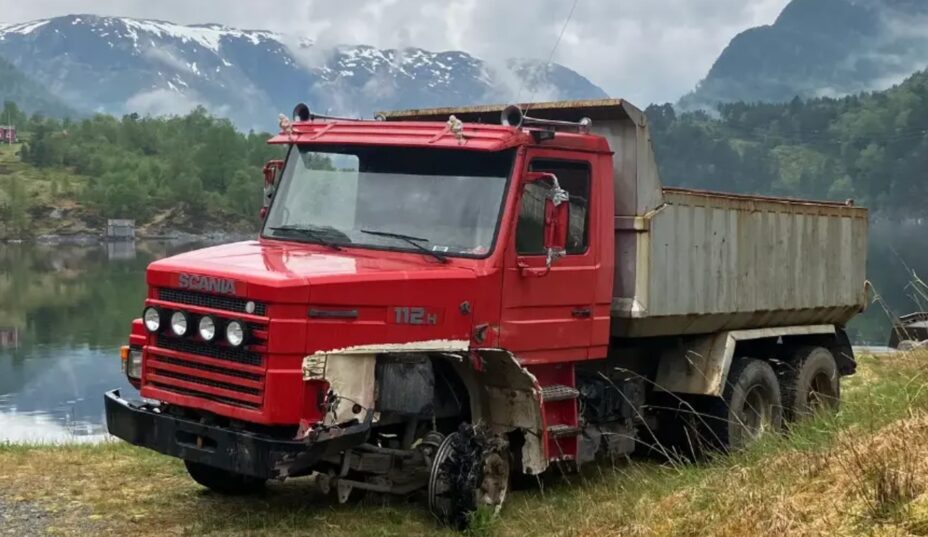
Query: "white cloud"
0 0 792 105
125 88 203 116
142 47 192 74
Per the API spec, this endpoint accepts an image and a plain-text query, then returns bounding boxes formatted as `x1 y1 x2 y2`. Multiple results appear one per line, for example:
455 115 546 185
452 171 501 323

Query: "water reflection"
0 239 222 443
847 218 928 344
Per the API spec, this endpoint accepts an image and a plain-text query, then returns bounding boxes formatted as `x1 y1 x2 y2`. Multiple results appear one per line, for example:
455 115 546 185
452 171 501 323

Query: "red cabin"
0 125 16 143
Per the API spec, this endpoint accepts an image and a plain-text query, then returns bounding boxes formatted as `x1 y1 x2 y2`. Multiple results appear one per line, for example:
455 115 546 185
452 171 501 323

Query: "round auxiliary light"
170 311 189 337
143 307 161 333
226 320 246 347
198 315 216 341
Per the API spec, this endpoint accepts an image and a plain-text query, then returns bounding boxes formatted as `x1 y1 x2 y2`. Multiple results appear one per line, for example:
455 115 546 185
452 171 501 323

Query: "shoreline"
1 231 255 245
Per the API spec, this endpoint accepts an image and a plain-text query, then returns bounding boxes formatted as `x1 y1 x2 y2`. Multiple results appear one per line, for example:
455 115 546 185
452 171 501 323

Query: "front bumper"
104 389 368 479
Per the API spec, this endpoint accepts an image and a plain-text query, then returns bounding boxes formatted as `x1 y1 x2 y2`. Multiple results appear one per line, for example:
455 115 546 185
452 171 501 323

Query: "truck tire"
779 346 840 421
705 357 783 451
428 424 510 529
184 461 266 495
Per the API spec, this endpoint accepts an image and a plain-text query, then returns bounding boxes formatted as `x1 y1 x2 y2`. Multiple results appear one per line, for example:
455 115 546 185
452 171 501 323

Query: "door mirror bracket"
260 159 285 220
518 171 570 277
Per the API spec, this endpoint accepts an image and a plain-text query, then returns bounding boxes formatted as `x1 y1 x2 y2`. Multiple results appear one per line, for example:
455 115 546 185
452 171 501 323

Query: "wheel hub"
427 428 510 528
807 371 835 409
742 384 772 438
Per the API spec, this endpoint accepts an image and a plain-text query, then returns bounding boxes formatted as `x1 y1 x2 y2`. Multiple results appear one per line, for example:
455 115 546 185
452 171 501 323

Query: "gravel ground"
0 494 110 536
0 496 51 536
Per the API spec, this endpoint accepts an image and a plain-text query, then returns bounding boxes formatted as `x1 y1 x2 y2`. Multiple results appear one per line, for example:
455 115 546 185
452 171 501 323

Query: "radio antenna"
516 0 582 112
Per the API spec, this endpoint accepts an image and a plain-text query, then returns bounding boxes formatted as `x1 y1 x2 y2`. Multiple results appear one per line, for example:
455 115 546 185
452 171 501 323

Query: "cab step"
547 424 582 438
541 384 580 402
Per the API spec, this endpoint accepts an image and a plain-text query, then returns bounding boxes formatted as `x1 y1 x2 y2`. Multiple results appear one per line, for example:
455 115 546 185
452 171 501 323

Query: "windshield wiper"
269 225 347 251
360 229 449 263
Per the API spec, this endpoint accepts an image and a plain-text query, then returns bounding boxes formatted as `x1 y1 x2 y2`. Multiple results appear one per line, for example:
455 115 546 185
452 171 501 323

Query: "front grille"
147 343 266 410
151 369 262 396
156 336 263 367
158 288 267 316
153 355 262 382
150 382 262 410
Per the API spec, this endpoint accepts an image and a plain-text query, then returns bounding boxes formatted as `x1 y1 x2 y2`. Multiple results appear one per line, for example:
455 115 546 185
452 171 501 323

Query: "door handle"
571 307 592 319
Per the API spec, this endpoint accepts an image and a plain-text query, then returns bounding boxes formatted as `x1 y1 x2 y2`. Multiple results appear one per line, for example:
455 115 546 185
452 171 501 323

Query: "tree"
1 101 26 127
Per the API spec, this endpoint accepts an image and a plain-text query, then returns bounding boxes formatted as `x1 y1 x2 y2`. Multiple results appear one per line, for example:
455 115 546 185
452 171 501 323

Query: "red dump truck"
105 99 868 527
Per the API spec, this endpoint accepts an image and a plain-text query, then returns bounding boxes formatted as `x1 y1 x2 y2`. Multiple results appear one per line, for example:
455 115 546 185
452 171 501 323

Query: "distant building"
0 327 19 349
0 125 15 143
105 219 136 241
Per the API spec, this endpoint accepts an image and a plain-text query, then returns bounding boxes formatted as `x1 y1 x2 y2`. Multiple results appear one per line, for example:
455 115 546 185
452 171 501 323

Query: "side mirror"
519 172 569 277
261 160 285 220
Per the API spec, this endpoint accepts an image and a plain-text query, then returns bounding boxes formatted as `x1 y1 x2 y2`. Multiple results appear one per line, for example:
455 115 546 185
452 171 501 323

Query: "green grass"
3 353 928 536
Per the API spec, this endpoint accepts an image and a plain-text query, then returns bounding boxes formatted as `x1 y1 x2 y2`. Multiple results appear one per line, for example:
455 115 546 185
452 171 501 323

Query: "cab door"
499 152 598 364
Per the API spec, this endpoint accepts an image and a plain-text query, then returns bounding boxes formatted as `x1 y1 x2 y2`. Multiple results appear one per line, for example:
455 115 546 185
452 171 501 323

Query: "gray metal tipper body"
384 99 869 342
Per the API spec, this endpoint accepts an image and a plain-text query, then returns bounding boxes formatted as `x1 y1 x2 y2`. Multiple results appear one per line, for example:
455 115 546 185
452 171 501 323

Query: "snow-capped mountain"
0 15 607 129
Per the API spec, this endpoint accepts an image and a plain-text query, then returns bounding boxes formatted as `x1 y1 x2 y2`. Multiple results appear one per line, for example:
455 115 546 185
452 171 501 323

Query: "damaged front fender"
300 342 548 475
449 349 548 475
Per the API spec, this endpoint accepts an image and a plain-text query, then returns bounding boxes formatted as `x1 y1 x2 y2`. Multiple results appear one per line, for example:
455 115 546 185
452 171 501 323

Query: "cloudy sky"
0 0 791 104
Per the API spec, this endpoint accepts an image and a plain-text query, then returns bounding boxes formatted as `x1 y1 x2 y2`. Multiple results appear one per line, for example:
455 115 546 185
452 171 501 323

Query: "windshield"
262 145 513 257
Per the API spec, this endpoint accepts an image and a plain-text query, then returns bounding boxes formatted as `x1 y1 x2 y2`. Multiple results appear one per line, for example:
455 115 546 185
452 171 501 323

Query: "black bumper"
104 389 368 480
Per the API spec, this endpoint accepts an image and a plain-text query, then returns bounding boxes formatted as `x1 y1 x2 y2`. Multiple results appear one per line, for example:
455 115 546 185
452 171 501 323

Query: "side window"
515 160 591 255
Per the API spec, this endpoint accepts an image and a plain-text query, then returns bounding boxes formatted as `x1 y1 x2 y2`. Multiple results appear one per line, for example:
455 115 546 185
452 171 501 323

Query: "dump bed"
613 186 868 337
382 99 870 338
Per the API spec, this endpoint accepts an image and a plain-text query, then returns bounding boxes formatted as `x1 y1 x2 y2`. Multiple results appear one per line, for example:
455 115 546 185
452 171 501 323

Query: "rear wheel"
779 346 840 421
184 460 266 495
705 357 783 451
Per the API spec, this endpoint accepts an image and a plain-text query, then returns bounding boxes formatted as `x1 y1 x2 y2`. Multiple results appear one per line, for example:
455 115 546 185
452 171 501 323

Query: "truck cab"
106 99 867 528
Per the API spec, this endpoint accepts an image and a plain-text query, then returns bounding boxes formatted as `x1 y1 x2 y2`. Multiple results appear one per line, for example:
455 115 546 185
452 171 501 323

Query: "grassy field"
3 352 928 536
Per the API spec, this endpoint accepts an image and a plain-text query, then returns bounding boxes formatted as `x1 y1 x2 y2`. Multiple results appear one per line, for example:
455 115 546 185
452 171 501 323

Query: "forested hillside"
652 69 928 217
0 102 284 238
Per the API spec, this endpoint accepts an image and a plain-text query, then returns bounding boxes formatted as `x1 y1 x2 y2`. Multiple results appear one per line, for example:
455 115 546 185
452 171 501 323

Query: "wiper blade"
360 229 449 263
269 225 345 251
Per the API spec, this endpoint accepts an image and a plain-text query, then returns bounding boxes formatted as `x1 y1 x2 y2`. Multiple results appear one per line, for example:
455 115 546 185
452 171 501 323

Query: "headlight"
198 315 216 341
143 307 161 332
122 346 143 380
170 311 189 336
226 320 246 347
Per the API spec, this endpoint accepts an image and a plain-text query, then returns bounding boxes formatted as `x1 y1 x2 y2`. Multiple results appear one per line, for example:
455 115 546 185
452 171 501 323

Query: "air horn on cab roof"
288 101 593 134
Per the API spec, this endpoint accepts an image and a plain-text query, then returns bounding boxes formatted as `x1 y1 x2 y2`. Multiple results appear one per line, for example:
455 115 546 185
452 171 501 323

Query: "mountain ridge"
0 14 607 129
679 0 928 108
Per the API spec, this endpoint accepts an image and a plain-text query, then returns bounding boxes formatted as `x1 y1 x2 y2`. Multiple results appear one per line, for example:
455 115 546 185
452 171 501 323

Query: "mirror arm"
518 247 565 278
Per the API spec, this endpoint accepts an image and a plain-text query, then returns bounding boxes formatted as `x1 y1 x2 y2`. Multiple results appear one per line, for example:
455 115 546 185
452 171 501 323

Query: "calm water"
0 240 216 443
0 220 924 443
